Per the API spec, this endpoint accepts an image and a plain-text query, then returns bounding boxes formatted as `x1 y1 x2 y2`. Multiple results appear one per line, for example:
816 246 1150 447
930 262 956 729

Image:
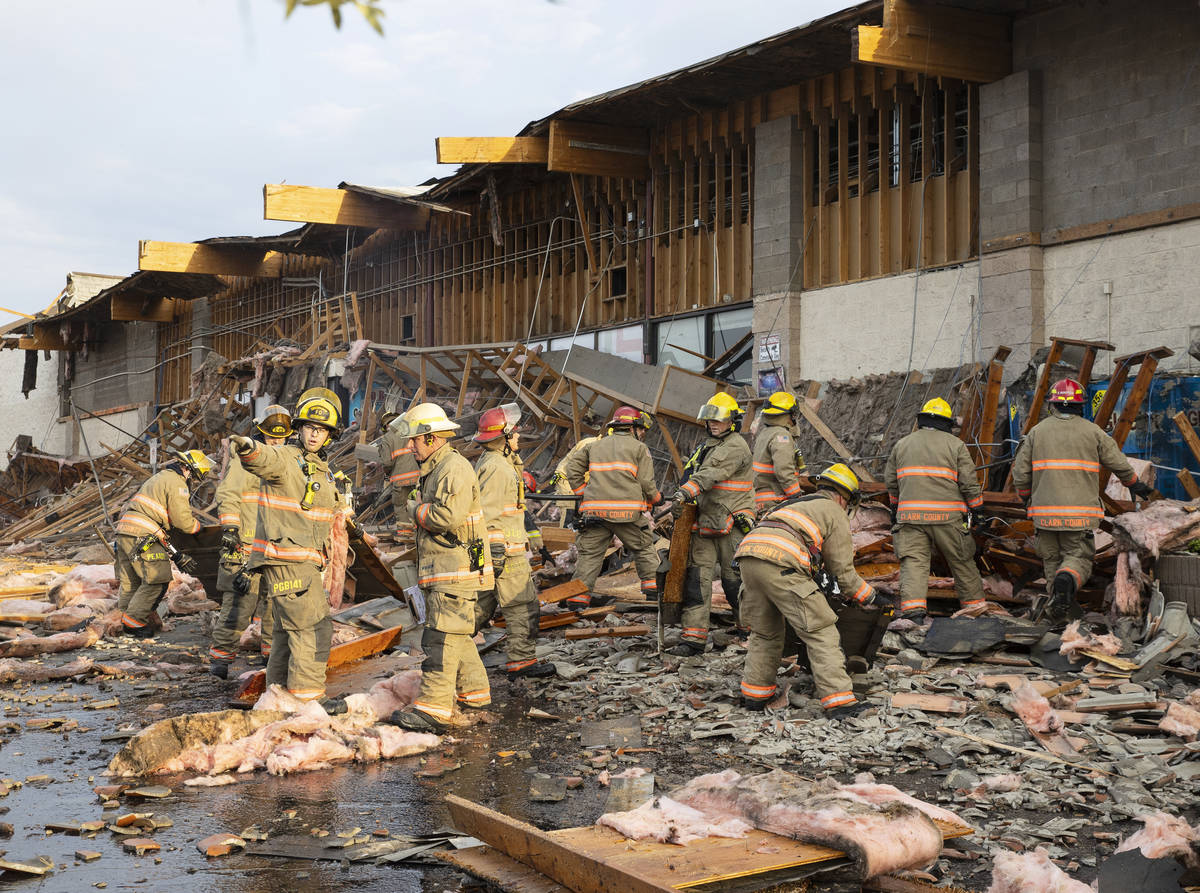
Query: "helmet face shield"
697 403 727 422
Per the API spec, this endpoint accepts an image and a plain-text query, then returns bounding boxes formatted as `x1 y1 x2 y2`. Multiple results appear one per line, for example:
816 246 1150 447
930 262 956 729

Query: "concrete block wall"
795 264 980 382
1040 218 1200 377
751 115 805 297
979 245 1045 375
1015 0 1200 230
979 70 1042 243
68 320 158 414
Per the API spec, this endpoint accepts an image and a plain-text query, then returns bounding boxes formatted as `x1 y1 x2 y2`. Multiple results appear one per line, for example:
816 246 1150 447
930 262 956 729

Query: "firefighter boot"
1047 572 1081 623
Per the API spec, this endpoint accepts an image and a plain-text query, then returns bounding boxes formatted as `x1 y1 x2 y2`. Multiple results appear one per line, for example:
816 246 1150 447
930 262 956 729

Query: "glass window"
710 307 753 383
596 325 644 362
655 316 705 371
548 332 595 352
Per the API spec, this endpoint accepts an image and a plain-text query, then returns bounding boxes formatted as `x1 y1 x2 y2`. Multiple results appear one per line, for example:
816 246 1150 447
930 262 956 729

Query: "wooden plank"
1111 351 1172 447
539 527 576 552
891 693 970 714
234 625 406 702
548 120 649 181
444 794 675 893
853 0 1011 83
436 136 549 165
538 580 589 605
536 606 610 631
564 624 650 640
263 184 429 230
1172 411 1200 468
971 345 1011 485
110 294 181 324
934 726 1111 774
0 587 50 600
138 240 286 277
435 845 571 893
1178 468 1200 500
796 399 875 482
661 502 695 607
569 174 599 277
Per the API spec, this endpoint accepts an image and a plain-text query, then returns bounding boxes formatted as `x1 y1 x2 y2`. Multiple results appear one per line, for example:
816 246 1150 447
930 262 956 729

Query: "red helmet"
609 406 652 429
522 471 538 493
1048 378 1086 404
473 403 522 443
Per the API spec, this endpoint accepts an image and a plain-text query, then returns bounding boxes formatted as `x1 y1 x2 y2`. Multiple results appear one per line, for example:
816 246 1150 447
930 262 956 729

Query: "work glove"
888 506 898 528
968 510 981 531
233 569 253 596
175 552 199 576
539 546 555 565
220 526 241 554
490 544 507 578
1128 480 1154 500
669 500 684 519
863 590 894 609
649 491 665 508
229 435 255 455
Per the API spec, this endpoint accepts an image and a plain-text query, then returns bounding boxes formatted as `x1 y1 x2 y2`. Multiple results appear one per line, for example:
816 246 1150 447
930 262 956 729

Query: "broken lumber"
933 726 1112 775
1073 693 1164 713
235 625 405 702
538 580 589 605
890 693 970 714
564 625 650 640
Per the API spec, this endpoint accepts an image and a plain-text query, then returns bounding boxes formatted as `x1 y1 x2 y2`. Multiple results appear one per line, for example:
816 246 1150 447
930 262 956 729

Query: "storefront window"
710 307 752 382
655 316 705 372
596 325 644 362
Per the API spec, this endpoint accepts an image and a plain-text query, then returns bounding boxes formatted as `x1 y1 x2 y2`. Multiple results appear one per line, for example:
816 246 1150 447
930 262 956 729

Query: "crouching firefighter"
386 403 495 733
667 392 754 656
209 406 292 678
884 397 986 623
1012 378 1150 622
229 388 350 711
565 406 665 608
735 464 888 719
472 404 555 678
114 450 210 638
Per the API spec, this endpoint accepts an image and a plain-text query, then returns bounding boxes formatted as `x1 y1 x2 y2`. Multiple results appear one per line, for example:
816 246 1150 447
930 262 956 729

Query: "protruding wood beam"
263 184 429 230
548 120 650 180
111 294 182 323
854 0 1011 83
435 137 549 165
138 240 286 278
18 326 74 351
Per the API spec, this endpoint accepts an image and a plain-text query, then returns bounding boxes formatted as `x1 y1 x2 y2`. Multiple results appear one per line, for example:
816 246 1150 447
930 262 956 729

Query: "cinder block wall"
68 321 158 412
1016 0 1200 230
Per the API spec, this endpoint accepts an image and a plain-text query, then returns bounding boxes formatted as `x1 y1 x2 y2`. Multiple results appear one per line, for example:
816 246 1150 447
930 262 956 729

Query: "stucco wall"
0 349 65 469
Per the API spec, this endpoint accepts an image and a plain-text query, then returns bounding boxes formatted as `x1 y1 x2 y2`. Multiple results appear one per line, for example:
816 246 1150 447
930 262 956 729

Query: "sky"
0 0 848 319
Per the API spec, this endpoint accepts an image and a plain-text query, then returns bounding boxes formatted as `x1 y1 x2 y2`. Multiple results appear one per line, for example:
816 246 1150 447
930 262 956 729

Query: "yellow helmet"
920 397 952 420
295 397 340 431
177 449 214 479
763 391 798 416
697 392 742 425
398 402 460 437
255 405 293 439
814 462 860 504
297 387 343 418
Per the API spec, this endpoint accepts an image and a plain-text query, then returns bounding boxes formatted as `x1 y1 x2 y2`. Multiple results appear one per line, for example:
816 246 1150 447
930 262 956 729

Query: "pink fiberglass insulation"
598 796 752 845
373 725 440 758
1115 812 1200 866
1158 701 1200 742
973 774 1022 794
1010 682 1061 733
266 731 357 775
52 565 118 607
0 656 94 683
0 624 101 658
987 847 1092 893
1 598 54 615
238 619 261 651
1059 620 1122 658
1112 500 1200 557
342 670 422 721
1186 689 1200 709
1112 551 1141 615
42 605 95 631
322 510 351 610
183 774 237 787
668 769 956 879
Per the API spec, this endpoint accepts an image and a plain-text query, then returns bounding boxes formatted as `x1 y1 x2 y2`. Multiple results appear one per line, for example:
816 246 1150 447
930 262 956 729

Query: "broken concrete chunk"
196 833 245 857
122 838 160 855
529 775 568 803
74 850 102 862
125 785 171 799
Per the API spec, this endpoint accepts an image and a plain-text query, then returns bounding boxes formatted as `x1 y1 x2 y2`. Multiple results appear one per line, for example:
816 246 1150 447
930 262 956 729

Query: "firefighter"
208 406 292 679
667 392 754 656
472 404 556 678
1012 378 1151 621
114 450 210 638
884 397 986 623
735 464 885 719
564 407 664 607
753 391 806 513
519 470 555 569
385 403 494 733
229 388 350 709
376 410 420 534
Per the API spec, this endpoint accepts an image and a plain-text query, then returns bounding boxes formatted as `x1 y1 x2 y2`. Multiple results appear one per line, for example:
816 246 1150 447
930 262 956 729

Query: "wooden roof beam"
18 325 75 351
436 137 549 165
139 240 287 278
548 120 650 180
111 294 182 323
263 184 430 230
854 0 1011 84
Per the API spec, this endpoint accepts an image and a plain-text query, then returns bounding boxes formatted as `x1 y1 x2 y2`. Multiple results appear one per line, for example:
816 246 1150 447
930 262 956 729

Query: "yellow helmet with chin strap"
297 387 343 417
919 397 952 420
295 397 340 431
763 391 798 416
177 449 214 479
698 391 742 422
255 405 293 439
396 402 460 438
814 462 861 511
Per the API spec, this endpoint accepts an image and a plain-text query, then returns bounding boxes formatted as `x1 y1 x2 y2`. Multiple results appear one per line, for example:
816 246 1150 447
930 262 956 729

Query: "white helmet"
396 402 460 438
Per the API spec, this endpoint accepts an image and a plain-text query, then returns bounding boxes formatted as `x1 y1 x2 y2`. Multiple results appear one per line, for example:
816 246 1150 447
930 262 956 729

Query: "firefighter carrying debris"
114 449 210 638
667 392 754 656
1012 378 1151 621
735 463 886 719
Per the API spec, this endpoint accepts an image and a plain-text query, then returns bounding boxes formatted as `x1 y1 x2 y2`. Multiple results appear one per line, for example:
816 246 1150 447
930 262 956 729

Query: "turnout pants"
893 522 985 613
569 519 660 605
738 556 855 711
114 534 172 630
1035 529 1096 590
261 564 331 701
475 555 539 670
414 589 491 723
680 528 745 647
209 556 274 661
